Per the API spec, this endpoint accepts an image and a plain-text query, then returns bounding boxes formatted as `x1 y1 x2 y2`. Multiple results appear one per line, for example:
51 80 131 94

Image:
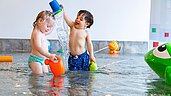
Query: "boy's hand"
60 4 64 9
90 56 96 63
49 54 57 61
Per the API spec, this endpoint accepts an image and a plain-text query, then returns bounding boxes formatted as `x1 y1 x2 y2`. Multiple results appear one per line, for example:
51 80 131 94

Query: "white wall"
0 0 151 41
149 0 171 49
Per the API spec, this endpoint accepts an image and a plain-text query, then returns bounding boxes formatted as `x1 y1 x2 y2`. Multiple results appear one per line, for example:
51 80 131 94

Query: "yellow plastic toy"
108 41 121 54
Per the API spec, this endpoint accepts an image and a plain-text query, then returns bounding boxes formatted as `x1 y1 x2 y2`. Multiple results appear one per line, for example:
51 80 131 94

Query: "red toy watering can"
45 56 65 76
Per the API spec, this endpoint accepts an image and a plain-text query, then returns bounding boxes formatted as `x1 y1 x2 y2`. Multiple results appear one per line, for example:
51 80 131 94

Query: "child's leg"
42 65 49 73
30 62 43 74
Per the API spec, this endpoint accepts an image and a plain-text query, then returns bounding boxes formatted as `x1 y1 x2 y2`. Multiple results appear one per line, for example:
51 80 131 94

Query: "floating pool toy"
108 40 121 54
57 49 64 53
89 61 98 71
144 42 171 85
49 0 62 15
0 56 13 62
45 56 65 76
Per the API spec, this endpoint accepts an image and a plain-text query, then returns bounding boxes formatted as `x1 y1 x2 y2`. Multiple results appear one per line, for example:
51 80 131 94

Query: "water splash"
54 10 69 61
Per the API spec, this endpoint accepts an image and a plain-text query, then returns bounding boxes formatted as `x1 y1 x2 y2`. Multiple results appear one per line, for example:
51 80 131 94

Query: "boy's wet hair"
78 10 94 28
33 10 55 27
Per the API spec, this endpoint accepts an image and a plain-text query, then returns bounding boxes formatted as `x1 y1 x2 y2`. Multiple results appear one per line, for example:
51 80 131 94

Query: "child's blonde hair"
33 10 55 27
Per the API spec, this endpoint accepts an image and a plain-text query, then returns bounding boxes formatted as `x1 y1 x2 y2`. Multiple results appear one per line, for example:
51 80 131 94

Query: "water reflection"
28 73 65 96
47 76 65 96
28 71 95 96
28 74 48 95
67 71 95 96
146 79 171 96
1 53 164 95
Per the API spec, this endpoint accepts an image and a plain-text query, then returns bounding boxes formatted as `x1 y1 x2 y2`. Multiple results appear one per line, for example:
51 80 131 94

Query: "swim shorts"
68 51 90 71
28 54 45 68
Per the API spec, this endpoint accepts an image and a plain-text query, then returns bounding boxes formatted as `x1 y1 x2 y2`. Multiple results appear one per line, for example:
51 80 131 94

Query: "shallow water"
0 52 169 96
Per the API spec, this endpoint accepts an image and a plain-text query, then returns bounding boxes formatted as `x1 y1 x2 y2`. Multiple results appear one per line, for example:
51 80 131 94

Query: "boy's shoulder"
85 29 89 34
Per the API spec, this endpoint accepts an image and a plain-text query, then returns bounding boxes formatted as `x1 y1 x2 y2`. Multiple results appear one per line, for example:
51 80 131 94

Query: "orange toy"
45 56 65 76
108 41 121 54
0 56 13 62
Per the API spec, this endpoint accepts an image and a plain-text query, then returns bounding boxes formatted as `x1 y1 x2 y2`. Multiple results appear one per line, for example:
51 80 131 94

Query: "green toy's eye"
158 44 166 52
153 44 171 59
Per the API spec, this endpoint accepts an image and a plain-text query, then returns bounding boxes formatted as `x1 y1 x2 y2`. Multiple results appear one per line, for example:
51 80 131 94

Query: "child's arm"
61 5 74 28
86 31 96 62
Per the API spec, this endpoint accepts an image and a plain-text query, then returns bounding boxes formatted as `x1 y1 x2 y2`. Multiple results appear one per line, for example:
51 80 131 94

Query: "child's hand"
60 4 64 9
90 56 96 63
49 54 57 61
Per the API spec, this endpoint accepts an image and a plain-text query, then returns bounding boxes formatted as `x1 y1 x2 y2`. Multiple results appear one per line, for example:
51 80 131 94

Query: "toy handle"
55 56 61 61
45 56 61 65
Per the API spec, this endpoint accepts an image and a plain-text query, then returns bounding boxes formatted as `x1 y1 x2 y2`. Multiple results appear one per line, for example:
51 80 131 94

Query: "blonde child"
28 10 57 74
62 6 96 71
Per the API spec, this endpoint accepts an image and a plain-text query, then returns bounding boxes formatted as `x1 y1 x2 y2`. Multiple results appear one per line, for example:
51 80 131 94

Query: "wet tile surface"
0 53 165 96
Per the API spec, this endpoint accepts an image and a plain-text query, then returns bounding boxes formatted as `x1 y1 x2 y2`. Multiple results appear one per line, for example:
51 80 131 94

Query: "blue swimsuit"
68 51 90 71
